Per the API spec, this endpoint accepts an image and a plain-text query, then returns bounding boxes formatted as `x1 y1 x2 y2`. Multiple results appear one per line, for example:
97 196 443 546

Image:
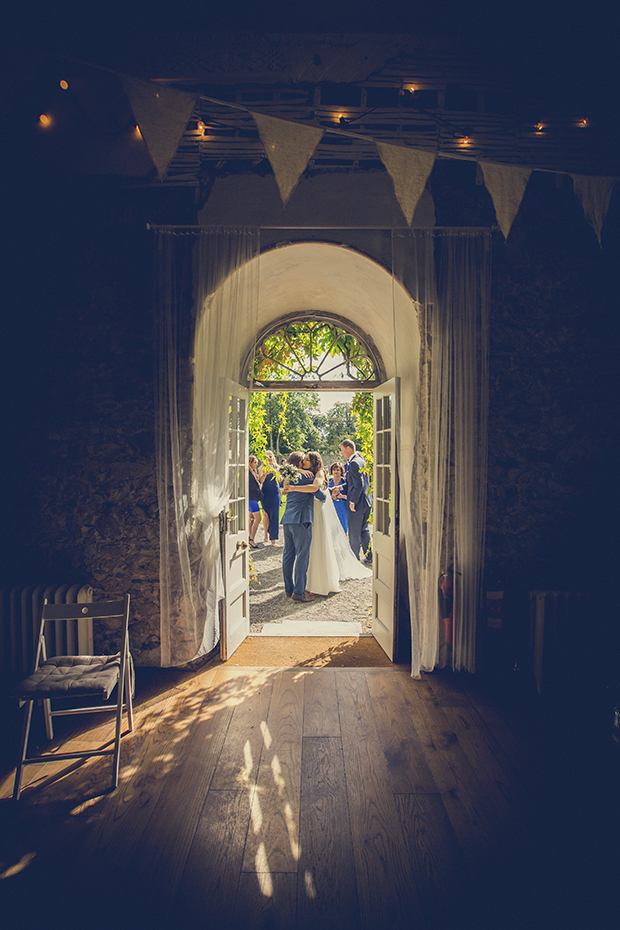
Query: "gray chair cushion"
15 655 121 699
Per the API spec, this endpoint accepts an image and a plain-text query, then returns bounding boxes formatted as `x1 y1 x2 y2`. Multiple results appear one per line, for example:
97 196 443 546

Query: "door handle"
236 540 248 550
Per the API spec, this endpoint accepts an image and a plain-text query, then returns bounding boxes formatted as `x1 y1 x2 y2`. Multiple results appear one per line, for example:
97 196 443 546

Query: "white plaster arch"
231 239 420 508
234 241 420 390
256 243 396 377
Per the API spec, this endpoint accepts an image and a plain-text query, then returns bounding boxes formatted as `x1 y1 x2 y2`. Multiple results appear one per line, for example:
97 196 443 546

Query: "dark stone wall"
2 161 618 669
431 159 619 591
487 174 619 591
1 175 196 664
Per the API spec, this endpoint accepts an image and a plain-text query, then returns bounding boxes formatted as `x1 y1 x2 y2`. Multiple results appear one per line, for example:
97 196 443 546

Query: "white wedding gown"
306 493 371 595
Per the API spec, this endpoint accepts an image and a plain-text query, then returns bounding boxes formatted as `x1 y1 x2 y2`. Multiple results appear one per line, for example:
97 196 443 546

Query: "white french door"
371 378 400 660
219 384 250 660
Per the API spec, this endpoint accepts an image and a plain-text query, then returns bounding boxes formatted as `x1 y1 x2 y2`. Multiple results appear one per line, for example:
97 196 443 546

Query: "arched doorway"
246 316 380 643
157 226 490 676
219 241 419 663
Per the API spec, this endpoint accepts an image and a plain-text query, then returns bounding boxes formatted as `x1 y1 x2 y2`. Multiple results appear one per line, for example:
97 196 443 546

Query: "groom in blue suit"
281 452 326 602
339 439 372 562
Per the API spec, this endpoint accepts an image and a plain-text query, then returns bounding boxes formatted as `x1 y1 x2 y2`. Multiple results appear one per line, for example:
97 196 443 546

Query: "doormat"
224 636 396 668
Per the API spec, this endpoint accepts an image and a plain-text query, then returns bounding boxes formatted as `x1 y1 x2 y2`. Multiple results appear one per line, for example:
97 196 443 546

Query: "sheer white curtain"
155 227 259 666
393 229 491 675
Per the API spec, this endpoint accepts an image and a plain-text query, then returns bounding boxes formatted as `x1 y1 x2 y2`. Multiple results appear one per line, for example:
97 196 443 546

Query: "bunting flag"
570 174 617 246
251 112 324 206
34 59 619 248
120 75 198 182
479 162 532 239
375 142 436 226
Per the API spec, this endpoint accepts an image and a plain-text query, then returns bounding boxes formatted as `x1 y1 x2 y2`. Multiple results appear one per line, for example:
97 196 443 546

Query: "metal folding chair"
12 595 133 800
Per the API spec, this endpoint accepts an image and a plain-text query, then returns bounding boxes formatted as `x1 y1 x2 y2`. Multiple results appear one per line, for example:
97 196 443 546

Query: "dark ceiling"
2 2 618 184
4 0 619 113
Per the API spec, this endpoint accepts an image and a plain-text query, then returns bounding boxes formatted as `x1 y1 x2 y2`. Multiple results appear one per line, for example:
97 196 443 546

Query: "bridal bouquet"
279 462 302 484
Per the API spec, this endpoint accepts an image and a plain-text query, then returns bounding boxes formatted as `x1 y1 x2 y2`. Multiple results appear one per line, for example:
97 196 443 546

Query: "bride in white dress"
301 452 371 596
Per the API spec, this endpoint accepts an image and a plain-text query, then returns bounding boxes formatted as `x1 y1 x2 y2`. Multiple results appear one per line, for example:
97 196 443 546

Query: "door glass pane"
228 394 247 535
374 391 393 539
383 396 391 429
376 397 383 431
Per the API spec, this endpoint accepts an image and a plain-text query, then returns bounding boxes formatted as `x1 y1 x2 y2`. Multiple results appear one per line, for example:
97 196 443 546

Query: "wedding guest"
339 440 372 562
248 455 263 548
259 450 281 545
329 461 348 532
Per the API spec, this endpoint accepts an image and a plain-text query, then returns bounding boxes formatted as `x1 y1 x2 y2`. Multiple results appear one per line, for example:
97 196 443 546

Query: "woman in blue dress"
259 450 282 545
329 461 348 533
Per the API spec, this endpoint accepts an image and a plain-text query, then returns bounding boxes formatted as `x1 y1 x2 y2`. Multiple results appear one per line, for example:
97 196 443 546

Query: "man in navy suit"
338 440 372 562
281 452 326 602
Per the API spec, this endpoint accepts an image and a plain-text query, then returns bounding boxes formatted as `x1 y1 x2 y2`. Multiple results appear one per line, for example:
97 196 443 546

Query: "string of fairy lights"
36 69 594 165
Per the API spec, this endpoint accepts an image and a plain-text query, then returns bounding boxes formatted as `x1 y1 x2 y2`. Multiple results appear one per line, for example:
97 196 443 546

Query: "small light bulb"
197 121 205 131
535 122 544 131
39 113 51 127
59 79 69 90
579 118 588 127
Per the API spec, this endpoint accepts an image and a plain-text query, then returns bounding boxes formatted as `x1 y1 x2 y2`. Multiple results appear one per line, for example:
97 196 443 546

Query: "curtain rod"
146 224 495 231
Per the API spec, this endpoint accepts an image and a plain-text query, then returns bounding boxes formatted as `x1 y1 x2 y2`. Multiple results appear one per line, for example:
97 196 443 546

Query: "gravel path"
249 538 373 634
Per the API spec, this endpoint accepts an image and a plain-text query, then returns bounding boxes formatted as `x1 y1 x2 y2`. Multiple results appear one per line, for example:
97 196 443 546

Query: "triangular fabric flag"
251 112 324 206
120 75 198 182
570 174 617 246
479 162 532 239
375 142 436 226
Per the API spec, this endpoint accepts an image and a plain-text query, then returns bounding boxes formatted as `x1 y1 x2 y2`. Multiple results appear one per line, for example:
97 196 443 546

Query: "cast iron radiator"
0 584 94 686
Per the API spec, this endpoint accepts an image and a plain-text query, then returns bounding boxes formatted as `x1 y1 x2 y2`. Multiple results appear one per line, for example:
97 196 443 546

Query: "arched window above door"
251 312 384 390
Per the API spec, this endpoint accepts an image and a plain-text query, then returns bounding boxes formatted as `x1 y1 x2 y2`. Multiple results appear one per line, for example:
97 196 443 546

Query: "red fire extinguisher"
439 569 458 646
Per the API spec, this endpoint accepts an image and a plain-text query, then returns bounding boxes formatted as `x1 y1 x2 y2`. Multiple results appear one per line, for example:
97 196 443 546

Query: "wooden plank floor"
0 664 618 930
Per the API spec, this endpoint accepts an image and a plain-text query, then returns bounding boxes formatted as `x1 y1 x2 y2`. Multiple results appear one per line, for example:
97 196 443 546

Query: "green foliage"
254 321 375 383
352 391 374 494
322 401 358 453
249 391 322 459
249 388 374 480
248 392 268 460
